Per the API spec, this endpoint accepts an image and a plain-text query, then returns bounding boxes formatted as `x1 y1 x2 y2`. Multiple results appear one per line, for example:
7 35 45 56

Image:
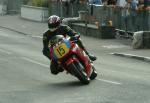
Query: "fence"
7 0 21 14
0 0 6 4
89 5 150 32
0 0 7 15
48 1 87 18
0 0 21 14
49 2 150 32
1 0 149 32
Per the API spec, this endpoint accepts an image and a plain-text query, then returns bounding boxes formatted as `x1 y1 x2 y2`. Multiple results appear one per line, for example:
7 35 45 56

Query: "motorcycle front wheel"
68 62 90 84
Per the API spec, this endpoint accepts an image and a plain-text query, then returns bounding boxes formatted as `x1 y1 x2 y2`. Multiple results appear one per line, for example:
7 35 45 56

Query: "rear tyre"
68 62 90 84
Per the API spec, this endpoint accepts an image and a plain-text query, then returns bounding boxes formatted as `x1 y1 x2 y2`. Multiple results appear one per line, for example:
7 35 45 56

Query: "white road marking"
21 57 49 68
0 49 12 54
96 78 122 85
31 35 42 38
102 45 128 49
21 57 122 85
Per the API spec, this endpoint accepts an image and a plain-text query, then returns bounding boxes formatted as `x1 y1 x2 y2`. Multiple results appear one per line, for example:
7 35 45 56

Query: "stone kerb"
132 31 150 49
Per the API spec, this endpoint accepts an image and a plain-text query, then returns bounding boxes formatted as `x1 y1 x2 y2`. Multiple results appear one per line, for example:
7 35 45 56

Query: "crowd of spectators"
59 0 149 10
58 0 149 31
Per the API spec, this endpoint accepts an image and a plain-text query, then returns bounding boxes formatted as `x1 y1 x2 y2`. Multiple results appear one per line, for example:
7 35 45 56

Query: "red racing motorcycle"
49 35 97 84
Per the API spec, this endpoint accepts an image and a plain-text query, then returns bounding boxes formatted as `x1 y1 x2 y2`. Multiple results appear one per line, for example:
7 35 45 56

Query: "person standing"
89 0 103 5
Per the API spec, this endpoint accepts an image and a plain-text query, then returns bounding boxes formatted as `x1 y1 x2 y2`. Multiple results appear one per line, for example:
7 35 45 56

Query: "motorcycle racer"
42 15 97 75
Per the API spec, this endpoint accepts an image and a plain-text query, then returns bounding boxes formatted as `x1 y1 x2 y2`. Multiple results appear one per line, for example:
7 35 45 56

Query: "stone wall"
21 5 49 22
71 23 115 39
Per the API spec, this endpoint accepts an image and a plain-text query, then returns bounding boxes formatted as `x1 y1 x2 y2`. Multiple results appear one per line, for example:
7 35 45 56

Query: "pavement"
0 15 150 63
0 15 47 36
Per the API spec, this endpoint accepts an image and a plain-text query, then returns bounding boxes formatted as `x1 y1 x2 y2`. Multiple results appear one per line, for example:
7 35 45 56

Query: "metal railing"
49 2 149 32
88 5 150 32
2 0 149 33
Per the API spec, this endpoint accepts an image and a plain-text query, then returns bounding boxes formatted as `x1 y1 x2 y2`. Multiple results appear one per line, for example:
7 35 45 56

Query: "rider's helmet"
48 15 61 31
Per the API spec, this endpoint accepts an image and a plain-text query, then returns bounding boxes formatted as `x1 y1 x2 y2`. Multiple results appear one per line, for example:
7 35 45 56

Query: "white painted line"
0 49 12 54
96 78 122 85
21 57 49 68
102 45 128 49
31 35 42 39
21 57 122 85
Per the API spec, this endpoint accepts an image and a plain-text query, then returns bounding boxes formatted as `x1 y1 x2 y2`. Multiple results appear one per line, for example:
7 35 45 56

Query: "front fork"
64 56 92 77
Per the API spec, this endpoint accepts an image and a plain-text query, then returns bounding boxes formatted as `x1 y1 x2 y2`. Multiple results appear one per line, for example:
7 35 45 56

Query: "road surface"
0 28 150 103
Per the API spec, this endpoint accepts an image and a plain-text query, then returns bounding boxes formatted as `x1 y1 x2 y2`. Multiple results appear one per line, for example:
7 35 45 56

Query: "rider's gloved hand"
70 35 80 42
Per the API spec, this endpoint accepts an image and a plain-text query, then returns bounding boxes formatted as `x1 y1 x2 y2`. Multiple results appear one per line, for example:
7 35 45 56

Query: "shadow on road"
50 81 87 88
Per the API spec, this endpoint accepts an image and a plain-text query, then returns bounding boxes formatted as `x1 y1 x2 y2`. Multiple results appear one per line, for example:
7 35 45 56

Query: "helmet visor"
49 27 58 32
48 22 60 29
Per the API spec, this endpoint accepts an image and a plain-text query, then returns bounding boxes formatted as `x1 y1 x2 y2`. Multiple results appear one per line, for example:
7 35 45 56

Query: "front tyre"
90 66 97 80
68 62 90 84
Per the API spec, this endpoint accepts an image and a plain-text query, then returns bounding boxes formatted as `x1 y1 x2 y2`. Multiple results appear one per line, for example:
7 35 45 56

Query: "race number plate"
53 43 69 59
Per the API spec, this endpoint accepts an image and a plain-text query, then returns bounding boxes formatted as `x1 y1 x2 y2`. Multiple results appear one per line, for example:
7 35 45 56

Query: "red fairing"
70 44 92 76
49 36 92 77
65 57 79 66
49 47 53 60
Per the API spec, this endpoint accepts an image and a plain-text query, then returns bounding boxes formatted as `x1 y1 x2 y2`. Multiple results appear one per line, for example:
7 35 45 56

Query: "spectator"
121 0 131 33
81 0 89 3
144 0 150 10
117 0 126 7
138 0 144 10
70 0 78 3
137 0 150 30
107 0 117 5
89 0 103 5
131 0 138 10
137 0 150 10
62 0 71 16
130 0 138 30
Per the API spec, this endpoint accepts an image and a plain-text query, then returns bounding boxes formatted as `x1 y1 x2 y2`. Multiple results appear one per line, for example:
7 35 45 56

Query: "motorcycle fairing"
51 39 71 61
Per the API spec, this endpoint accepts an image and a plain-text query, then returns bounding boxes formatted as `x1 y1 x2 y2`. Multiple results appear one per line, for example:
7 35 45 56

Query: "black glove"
70 35 80 41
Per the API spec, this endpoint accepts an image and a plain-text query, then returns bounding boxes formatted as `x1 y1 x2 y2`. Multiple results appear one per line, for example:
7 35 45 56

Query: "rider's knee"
51 70 59 75
50 63 59 75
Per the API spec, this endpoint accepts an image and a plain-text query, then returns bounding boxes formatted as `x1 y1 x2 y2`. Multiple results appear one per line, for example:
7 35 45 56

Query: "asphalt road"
0 28 150 103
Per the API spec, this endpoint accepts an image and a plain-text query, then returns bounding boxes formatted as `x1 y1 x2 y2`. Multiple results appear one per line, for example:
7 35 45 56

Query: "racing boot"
76 39 97 61
85 50 97 61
